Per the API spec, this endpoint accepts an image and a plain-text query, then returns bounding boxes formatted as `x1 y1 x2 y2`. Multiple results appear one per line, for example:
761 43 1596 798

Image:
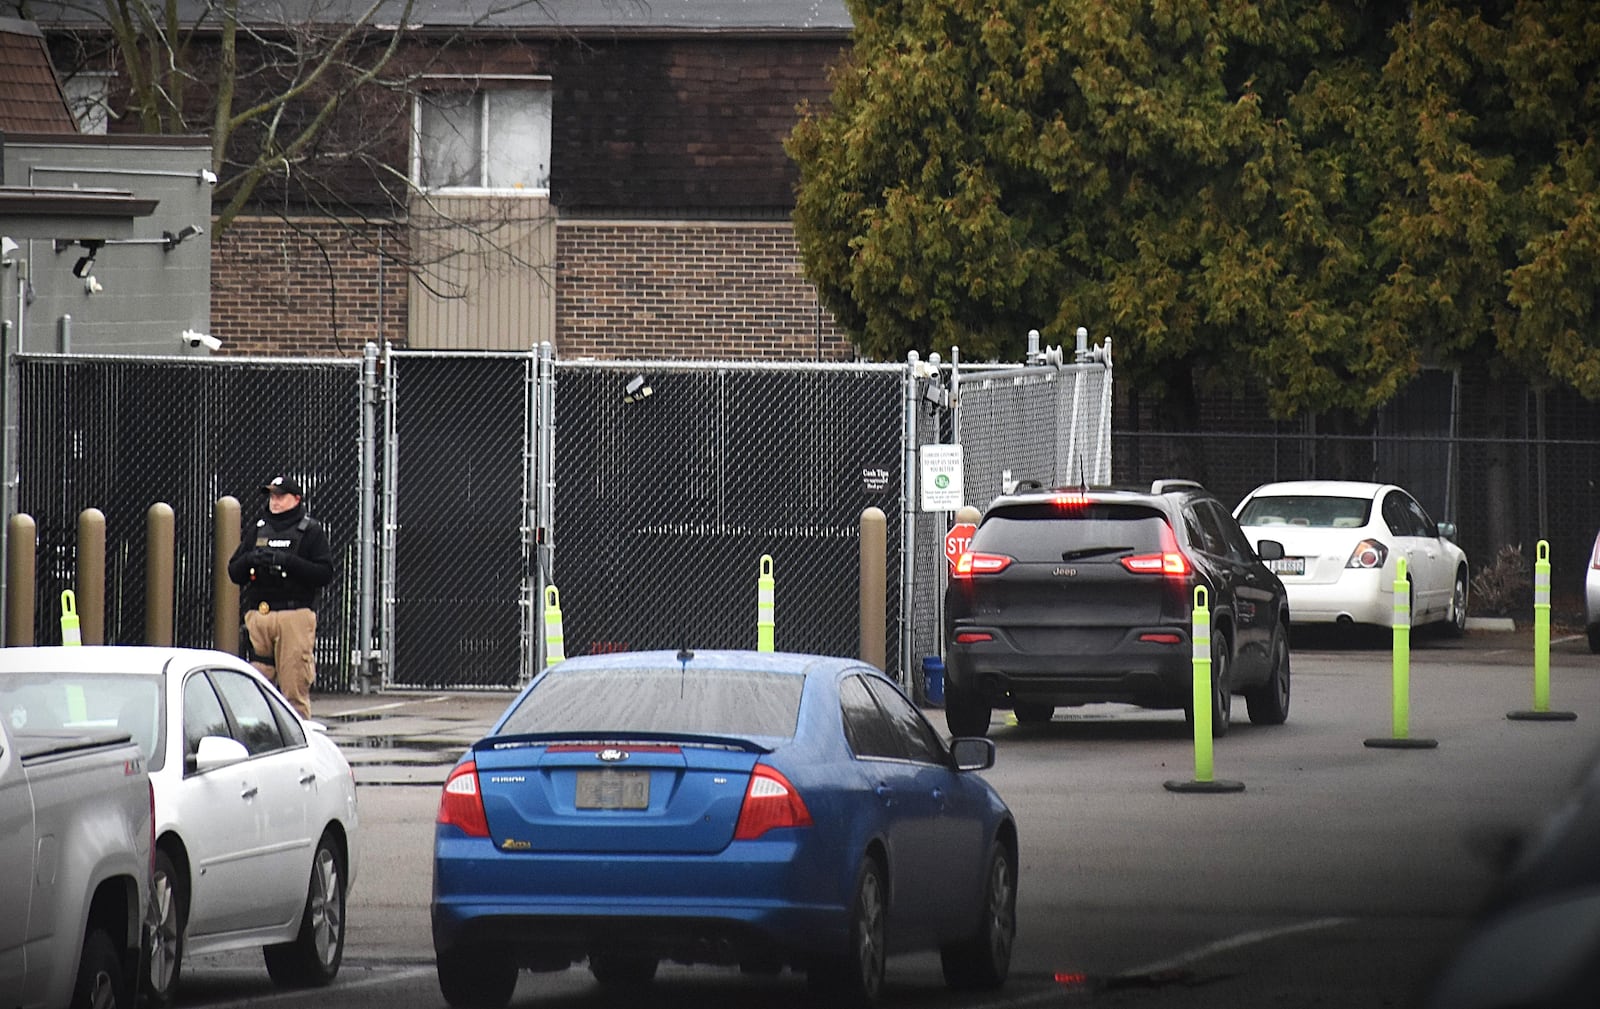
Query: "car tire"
436 946 518 1009
144 848 185 1008
1446 571 1468 637
1589 625 1600 654
72 926 128 1009
1185 632 1231 737
808 856 887 1007
1012 703 1053 725
944 682 992 738
589 952 658 988
1245 623 1291 726
939 841 1016 992
263 832 345 988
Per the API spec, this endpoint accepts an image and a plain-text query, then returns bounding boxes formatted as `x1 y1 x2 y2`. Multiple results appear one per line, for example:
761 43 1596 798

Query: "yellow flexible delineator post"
1509 539 1577 722
1366 557 1437 748
543 585 565 668
1165 585 1243 794
757 554 775 652
60 589 81 646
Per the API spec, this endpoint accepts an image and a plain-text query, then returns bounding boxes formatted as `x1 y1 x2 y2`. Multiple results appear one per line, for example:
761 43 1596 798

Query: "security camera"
181 329 221 351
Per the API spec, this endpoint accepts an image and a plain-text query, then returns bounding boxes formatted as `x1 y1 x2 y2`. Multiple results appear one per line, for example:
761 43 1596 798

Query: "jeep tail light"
1346 539 1388 569
1121 526 1192 576
734 764 813 840
956 631 994 644
1121 552 1192 576
953 552 1013 578
438 761 490 838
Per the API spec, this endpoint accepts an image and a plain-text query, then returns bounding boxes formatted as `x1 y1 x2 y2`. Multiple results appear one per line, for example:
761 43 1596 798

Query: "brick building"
33 1 858 360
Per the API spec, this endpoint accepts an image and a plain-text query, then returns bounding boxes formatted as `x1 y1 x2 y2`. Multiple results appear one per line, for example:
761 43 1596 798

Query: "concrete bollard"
146 503 175 646
6 514 36 646
859 507 886 670
77 508 105 646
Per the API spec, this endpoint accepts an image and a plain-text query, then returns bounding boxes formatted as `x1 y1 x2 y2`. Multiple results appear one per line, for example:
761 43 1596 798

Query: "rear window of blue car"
499 666 803 739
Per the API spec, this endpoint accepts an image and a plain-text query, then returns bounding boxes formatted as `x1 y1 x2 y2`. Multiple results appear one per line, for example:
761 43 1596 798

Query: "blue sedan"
431 649 1018 1007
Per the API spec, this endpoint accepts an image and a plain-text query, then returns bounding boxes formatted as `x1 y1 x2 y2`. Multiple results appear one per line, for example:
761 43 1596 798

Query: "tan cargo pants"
244 605 318 719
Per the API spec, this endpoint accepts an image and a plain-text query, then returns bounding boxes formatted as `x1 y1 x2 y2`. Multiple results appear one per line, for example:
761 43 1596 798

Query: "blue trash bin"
921 656 945 707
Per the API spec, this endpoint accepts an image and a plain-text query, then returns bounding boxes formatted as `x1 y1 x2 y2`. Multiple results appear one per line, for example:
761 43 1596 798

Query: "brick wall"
555 220 853 360
211 216 408 356
211 216 854 361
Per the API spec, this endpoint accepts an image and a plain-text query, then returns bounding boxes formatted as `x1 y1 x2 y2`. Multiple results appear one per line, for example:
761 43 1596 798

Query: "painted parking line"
1116 916 1353 980
202 965 436 1009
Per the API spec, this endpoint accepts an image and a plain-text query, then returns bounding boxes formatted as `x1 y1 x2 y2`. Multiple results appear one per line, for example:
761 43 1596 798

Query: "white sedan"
1234 480 1469 633
0 646 358 1005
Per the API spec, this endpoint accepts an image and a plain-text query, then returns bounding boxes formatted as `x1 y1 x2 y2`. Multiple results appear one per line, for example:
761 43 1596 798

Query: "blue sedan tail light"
732 763 812 840
438 761 489 837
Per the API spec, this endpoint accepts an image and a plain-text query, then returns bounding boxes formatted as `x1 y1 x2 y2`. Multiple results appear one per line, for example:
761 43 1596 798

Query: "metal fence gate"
10 354 365 687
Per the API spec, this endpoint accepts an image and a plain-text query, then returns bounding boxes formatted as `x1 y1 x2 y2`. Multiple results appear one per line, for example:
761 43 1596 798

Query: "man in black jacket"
227 475 334 718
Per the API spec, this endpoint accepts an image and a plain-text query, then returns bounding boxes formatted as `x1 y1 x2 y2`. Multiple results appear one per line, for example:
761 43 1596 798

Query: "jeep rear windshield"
972 503 1172 562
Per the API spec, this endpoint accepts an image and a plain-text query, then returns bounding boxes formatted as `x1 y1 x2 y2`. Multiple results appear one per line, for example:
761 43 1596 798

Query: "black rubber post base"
1364 737 1438 749
1507 710 1578 722
1163 778 1245 793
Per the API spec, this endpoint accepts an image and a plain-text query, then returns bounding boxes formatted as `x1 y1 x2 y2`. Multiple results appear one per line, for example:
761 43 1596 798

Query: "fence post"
1508 539 1576 722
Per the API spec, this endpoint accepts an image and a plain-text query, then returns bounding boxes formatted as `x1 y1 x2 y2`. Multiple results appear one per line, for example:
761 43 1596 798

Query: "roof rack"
1149 479 1206 495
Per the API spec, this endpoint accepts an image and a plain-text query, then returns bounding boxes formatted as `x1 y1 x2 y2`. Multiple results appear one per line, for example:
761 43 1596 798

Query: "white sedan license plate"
575 769 650 810
1268 557 1306 576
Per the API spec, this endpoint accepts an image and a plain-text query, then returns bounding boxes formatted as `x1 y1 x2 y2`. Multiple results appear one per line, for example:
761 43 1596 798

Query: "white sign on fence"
919 444 965 512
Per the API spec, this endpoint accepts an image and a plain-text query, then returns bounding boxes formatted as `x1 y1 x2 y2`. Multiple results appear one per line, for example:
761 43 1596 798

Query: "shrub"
1469 544 1530 617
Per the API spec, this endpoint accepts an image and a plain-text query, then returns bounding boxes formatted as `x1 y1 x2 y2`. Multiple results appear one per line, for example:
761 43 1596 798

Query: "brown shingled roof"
0 18 77 134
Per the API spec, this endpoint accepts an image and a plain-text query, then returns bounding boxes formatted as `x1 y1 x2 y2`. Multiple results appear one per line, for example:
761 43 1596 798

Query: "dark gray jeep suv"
943 480 1291 738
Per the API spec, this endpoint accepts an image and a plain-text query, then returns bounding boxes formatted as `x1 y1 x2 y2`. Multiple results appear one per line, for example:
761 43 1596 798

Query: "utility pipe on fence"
757 555 775 652
214 497 241 655
77 508 105 646
358 343 380 692
1509 539 1577 722
6 513 34 645
860 508 886 669
1165 586 1243 793
1365 558 1437 749
146 503 175 646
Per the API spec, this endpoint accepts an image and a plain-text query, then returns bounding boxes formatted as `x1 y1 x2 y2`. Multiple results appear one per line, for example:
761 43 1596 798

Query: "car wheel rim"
1215 647 1231 727
1454 580 1468 631
309 848 342 968
857 869 885 995
149 870 178 992
986 853 1016 966
1275 636 1290 707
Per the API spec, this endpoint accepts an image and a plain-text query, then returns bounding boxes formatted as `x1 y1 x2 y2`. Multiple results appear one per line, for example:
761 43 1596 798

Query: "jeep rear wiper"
1060 546 1131 561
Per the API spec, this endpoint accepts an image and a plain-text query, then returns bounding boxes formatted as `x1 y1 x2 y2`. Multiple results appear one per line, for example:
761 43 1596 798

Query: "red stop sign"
945 522 977 567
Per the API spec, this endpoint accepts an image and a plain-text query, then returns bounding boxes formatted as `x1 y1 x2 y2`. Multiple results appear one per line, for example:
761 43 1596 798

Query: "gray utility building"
2 17 216 358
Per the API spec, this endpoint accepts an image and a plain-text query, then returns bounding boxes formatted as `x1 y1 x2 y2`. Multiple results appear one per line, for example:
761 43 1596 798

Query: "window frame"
411 74 553 195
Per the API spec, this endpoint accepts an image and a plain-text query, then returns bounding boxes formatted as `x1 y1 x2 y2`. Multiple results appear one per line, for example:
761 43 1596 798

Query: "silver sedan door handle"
240 783 259 799
298 771 317 785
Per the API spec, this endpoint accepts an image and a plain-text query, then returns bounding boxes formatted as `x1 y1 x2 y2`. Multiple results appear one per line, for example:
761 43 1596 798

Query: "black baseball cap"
260 475 303 496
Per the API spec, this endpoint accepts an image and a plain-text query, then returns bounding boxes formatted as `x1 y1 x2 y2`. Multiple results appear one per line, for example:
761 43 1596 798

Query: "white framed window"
62 71 116 135
413 76 552 192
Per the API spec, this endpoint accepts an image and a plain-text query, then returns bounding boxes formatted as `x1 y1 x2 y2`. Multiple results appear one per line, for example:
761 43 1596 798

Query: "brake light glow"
438 761 490 838
1120 552 1192 576
1053 493 1091 508
1346 539 1388 569
953 552 1013 578
733 764 813 840
955 632 994 644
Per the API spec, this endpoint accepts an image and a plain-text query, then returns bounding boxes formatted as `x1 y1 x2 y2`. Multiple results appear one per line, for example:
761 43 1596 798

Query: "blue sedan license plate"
1268 557 1305 576
576 769 649 810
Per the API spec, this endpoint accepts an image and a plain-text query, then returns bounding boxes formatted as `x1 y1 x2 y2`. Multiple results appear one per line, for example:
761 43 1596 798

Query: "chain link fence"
12 354 364 687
